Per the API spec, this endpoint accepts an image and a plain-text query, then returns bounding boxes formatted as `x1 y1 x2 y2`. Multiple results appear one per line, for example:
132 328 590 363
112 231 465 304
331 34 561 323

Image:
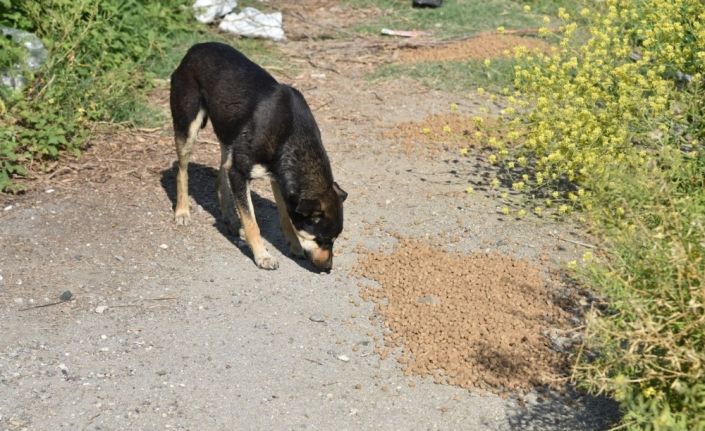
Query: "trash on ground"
380 28 430 38
219 7 285 41
192 0 237 24
0 27 48 92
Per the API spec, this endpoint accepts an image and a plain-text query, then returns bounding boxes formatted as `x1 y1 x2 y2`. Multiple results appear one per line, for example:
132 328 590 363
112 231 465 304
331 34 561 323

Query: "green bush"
489 0 705 428
0 0 194 191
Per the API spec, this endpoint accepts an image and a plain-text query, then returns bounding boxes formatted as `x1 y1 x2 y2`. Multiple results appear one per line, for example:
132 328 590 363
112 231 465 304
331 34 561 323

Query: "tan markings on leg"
235 183 278 270
217 143 239 234
174 108 205 226
271 180 304 258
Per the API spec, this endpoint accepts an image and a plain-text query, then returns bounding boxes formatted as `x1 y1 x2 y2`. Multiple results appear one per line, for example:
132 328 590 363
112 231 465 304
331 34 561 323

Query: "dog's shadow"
160 162 318 272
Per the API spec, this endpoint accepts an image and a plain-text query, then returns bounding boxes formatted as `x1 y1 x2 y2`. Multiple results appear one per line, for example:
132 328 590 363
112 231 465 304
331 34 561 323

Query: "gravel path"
0 4 619 429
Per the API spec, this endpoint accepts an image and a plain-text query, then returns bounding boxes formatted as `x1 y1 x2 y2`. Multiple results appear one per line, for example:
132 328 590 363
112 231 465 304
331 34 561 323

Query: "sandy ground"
0 2 619 430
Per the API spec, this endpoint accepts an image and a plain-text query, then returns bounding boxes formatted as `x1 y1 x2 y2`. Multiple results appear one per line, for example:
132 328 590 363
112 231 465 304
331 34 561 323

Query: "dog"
169 42 347 271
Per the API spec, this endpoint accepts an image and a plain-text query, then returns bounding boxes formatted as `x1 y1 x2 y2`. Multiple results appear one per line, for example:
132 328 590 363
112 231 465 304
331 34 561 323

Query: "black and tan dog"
170 42 347 271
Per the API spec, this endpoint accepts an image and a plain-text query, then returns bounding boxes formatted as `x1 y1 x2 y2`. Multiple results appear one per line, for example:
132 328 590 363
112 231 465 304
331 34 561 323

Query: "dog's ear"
332 182 348 203
295 198 322 217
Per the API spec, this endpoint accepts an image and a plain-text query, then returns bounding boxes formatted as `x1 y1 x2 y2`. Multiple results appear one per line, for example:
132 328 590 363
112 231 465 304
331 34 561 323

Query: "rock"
95 305 108 314
59 290 73 301
337 354 350 362
309 314 325 323
416 294 440 305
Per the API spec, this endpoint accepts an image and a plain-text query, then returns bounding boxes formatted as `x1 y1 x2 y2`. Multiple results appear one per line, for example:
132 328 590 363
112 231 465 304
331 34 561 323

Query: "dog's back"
170 42 279 143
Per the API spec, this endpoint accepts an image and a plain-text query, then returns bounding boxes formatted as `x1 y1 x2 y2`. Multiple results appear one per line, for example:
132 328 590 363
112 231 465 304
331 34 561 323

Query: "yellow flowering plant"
485 0 705 428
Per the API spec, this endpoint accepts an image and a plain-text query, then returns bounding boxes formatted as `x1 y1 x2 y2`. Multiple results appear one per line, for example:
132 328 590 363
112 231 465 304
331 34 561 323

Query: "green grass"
370 57 515 93
344 0 546 39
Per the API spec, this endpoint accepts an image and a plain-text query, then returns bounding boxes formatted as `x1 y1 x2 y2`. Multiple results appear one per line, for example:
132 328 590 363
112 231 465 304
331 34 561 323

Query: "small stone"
416 294 440 305
309 314 325 323
95 305 108 314
354 383 362 390
159 244 169 249
14 298 23 305
114 255 124 262
337 354 350 362
3 205 12 211
60 290 73 301
45 189 55 194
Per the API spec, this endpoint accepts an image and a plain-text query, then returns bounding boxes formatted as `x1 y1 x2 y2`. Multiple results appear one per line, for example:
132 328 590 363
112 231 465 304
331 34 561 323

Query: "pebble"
159 244 169 249
14 298 23 304
95 305 108 314
337 354 350 362
60 291 73 301
3 205 12 211
416 294 440 305
309 314 325 323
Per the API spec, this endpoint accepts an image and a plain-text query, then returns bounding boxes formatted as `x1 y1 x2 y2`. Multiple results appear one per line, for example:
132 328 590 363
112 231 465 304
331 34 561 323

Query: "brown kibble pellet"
352 238 571 394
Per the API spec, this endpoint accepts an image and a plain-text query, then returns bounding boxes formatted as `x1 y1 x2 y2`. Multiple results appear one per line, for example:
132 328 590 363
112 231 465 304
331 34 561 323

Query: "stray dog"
170 42 347 271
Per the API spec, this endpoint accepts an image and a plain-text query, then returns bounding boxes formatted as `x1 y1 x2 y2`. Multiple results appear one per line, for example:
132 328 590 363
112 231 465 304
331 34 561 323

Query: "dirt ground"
0 2 619 430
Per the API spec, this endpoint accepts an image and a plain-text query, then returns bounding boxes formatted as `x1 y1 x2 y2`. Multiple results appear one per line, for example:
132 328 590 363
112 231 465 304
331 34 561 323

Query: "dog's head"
290 182 347 272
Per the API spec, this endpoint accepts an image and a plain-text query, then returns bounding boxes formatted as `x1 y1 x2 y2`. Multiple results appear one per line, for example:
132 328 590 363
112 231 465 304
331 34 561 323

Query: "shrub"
491 0 705 428
0 0 193 191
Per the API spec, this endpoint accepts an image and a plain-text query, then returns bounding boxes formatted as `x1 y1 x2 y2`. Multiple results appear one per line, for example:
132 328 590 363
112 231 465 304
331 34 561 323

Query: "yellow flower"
582 251 593 262
484 59 492 67
501 206 510 215
459 147 469 156
465 186 474 194
497 26 505 34
422 127 431 134
450 103 458 112
442 124 452 134
523 5 531 12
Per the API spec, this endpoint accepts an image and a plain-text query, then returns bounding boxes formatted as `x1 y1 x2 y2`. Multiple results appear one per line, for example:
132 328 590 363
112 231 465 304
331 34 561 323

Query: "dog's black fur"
170 42 347 271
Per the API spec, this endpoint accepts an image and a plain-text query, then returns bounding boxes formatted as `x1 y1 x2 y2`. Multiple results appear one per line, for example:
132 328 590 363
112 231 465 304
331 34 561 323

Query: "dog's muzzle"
308 247 333 272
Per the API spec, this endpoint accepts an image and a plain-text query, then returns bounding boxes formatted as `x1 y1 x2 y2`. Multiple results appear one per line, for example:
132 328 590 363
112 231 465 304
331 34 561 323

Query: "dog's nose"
310 248 333 272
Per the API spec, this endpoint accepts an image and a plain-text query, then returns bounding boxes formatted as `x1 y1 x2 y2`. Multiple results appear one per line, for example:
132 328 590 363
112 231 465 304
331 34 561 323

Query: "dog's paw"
174 211 191 226
255 254 279 270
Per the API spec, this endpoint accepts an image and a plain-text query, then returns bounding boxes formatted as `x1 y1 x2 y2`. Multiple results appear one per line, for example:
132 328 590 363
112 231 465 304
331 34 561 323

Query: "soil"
355 239 570 393
0 2 619 430
396 33 552 63
385 112 500 154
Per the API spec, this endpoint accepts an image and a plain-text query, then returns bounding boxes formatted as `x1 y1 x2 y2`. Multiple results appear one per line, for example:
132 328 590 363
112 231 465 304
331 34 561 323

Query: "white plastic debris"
219 7 285 41
192 0 237 24
0 27 48 92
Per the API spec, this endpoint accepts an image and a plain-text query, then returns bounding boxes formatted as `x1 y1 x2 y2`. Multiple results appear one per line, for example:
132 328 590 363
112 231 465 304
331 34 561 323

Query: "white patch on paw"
175 212 191 226
255 254 279 270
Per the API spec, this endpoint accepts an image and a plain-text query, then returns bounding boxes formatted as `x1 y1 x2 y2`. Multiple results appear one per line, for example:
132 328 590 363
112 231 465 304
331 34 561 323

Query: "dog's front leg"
216 143 242 236
271 179 305 259
229 169 279 270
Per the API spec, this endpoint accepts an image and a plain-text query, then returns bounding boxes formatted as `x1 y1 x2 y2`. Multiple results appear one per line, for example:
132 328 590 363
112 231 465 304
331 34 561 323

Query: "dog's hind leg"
229 170 278 270
173 108 205 226
216 143 242 237
271 179 305 258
